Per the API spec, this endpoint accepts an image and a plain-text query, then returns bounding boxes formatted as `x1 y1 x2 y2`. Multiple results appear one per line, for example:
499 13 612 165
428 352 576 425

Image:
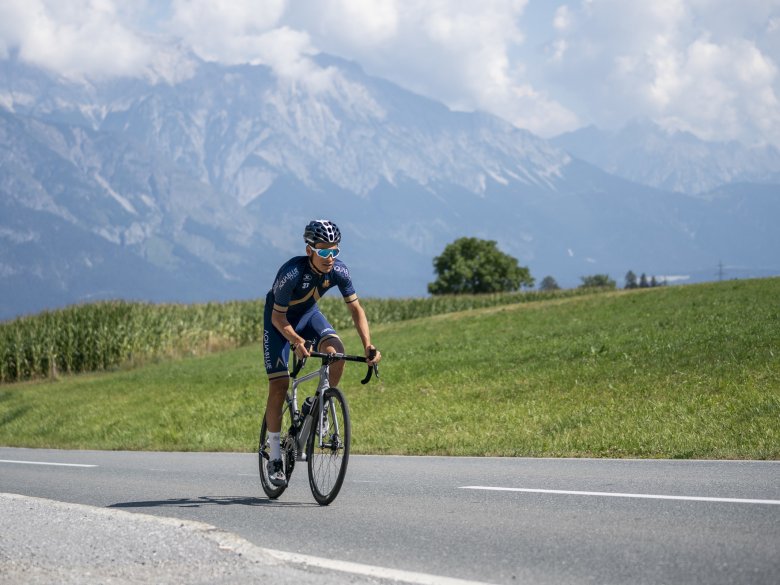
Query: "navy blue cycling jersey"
266 256 357 321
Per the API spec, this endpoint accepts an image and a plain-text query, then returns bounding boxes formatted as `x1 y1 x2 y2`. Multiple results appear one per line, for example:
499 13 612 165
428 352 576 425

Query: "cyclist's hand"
365 345 381 365
292 341 311 360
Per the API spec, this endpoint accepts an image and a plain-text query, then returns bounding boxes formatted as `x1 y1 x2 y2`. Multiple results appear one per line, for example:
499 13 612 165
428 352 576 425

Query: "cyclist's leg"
262 305 292 487
301 309 345 385
263 303 291 433
319 335 345 385
266 377 289 432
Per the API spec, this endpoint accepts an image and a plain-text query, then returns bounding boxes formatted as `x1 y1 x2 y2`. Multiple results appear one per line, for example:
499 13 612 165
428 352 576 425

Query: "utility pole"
717 260 724 281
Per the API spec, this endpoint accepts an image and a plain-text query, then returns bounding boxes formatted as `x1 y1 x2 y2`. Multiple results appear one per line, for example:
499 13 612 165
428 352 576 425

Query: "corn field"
1 288 602 383
0 300 264 383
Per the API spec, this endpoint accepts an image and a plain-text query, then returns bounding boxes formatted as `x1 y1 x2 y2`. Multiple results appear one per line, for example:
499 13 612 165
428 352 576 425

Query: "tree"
624 270 638 289
579 274 617 289
639 273 649 288
539 275 560 291
428 237 534 295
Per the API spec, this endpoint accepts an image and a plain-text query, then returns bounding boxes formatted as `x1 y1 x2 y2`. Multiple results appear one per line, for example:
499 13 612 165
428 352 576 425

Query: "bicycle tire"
306 387 350 505
258 402 294 499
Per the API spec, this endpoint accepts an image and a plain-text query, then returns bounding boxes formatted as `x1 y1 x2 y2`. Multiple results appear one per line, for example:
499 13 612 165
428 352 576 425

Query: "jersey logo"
323 279 330 288
273 266 300 295
276 357 286 368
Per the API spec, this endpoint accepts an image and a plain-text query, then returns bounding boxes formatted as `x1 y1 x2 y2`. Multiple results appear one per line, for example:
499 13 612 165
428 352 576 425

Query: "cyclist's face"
308 243 339 271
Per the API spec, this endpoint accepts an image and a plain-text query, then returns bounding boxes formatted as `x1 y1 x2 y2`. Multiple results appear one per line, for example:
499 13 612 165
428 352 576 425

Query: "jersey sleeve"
271 262 302 313
333 260 357 303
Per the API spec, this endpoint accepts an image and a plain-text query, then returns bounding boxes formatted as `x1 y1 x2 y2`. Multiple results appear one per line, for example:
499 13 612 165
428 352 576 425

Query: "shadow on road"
109 496 318 509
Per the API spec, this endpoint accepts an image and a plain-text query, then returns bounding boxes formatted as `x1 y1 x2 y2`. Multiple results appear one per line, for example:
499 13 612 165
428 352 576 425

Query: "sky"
1 0 779 147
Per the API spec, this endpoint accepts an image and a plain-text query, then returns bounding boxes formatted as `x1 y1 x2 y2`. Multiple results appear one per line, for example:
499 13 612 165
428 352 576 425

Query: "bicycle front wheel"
307 387 350 505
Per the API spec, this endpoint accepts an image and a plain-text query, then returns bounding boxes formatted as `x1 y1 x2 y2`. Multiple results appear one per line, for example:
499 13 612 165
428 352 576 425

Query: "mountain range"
1 53 779 321
552 121 780 194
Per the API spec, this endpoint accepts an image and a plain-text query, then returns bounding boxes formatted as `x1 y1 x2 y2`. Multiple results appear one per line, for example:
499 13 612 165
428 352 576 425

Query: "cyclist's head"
304 219 341 246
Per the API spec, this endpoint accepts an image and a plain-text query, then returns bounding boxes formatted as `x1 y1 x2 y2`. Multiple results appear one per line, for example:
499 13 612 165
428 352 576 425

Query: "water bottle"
297 397 316 456
301 396 315 417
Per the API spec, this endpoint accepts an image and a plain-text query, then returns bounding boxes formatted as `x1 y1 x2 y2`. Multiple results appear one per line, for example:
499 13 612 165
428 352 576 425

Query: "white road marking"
460 486 780 505
0 459 97 468
262 548 493 585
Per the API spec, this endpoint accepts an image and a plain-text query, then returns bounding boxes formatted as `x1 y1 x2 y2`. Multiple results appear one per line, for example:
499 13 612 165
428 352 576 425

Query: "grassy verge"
1 279 778 458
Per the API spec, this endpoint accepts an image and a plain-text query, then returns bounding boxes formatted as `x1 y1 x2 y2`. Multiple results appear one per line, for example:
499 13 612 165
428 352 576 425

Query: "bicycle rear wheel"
307 387 350 505
258 401 294 499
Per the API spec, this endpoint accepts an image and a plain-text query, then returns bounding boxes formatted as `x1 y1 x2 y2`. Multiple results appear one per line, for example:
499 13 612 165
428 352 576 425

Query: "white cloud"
0 0 333 89
0 0 152 79
310 0 399 47
169 0 287 63
545 0 780 146
553 6 572 32
285 0 578 136
1 0 778 146
168 0 341 91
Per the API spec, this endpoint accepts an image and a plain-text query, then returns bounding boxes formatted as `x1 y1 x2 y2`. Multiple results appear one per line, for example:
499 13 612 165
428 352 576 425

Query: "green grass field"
1 278 778 459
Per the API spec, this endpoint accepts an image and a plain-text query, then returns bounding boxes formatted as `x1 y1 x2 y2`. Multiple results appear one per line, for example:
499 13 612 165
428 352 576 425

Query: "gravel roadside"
0 493 378 585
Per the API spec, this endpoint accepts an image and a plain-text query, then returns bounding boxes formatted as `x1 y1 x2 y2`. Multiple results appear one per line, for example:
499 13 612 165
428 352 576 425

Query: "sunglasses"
313 247 340 258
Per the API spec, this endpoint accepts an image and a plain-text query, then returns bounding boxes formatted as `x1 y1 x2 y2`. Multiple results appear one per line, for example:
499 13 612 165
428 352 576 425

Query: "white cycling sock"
269 432 281 461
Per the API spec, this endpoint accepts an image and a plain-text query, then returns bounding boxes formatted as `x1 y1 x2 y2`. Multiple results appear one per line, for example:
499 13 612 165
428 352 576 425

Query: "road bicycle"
258 344 379 505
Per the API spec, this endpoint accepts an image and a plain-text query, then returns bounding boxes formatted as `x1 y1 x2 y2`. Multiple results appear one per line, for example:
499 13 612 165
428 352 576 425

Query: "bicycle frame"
288 360 336 459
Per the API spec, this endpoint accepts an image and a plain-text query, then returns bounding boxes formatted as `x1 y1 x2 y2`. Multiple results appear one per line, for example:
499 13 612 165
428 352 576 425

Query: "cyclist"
263 219 381 486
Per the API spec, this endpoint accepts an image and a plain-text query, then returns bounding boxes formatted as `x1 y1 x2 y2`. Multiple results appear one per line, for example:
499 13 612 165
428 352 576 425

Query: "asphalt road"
1 447 779 584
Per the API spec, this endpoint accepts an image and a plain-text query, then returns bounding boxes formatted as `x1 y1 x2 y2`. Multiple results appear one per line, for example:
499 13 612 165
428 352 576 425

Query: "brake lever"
291 354 305 379
360 366 374 385
290 340 314 379
361 348 379 385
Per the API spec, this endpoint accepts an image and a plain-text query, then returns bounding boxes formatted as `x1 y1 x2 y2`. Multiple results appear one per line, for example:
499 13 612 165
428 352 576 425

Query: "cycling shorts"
263 303 339 380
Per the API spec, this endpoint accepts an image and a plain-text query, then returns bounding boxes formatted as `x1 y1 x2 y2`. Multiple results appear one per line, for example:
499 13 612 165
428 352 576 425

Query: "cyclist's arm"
346 299 381 365
270 310 310 359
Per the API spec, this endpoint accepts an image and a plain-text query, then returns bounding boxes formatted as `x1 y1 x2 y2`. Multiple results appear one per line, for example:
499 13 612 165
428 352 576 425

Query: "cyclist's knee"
319 335 343 353
268 376 289 397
